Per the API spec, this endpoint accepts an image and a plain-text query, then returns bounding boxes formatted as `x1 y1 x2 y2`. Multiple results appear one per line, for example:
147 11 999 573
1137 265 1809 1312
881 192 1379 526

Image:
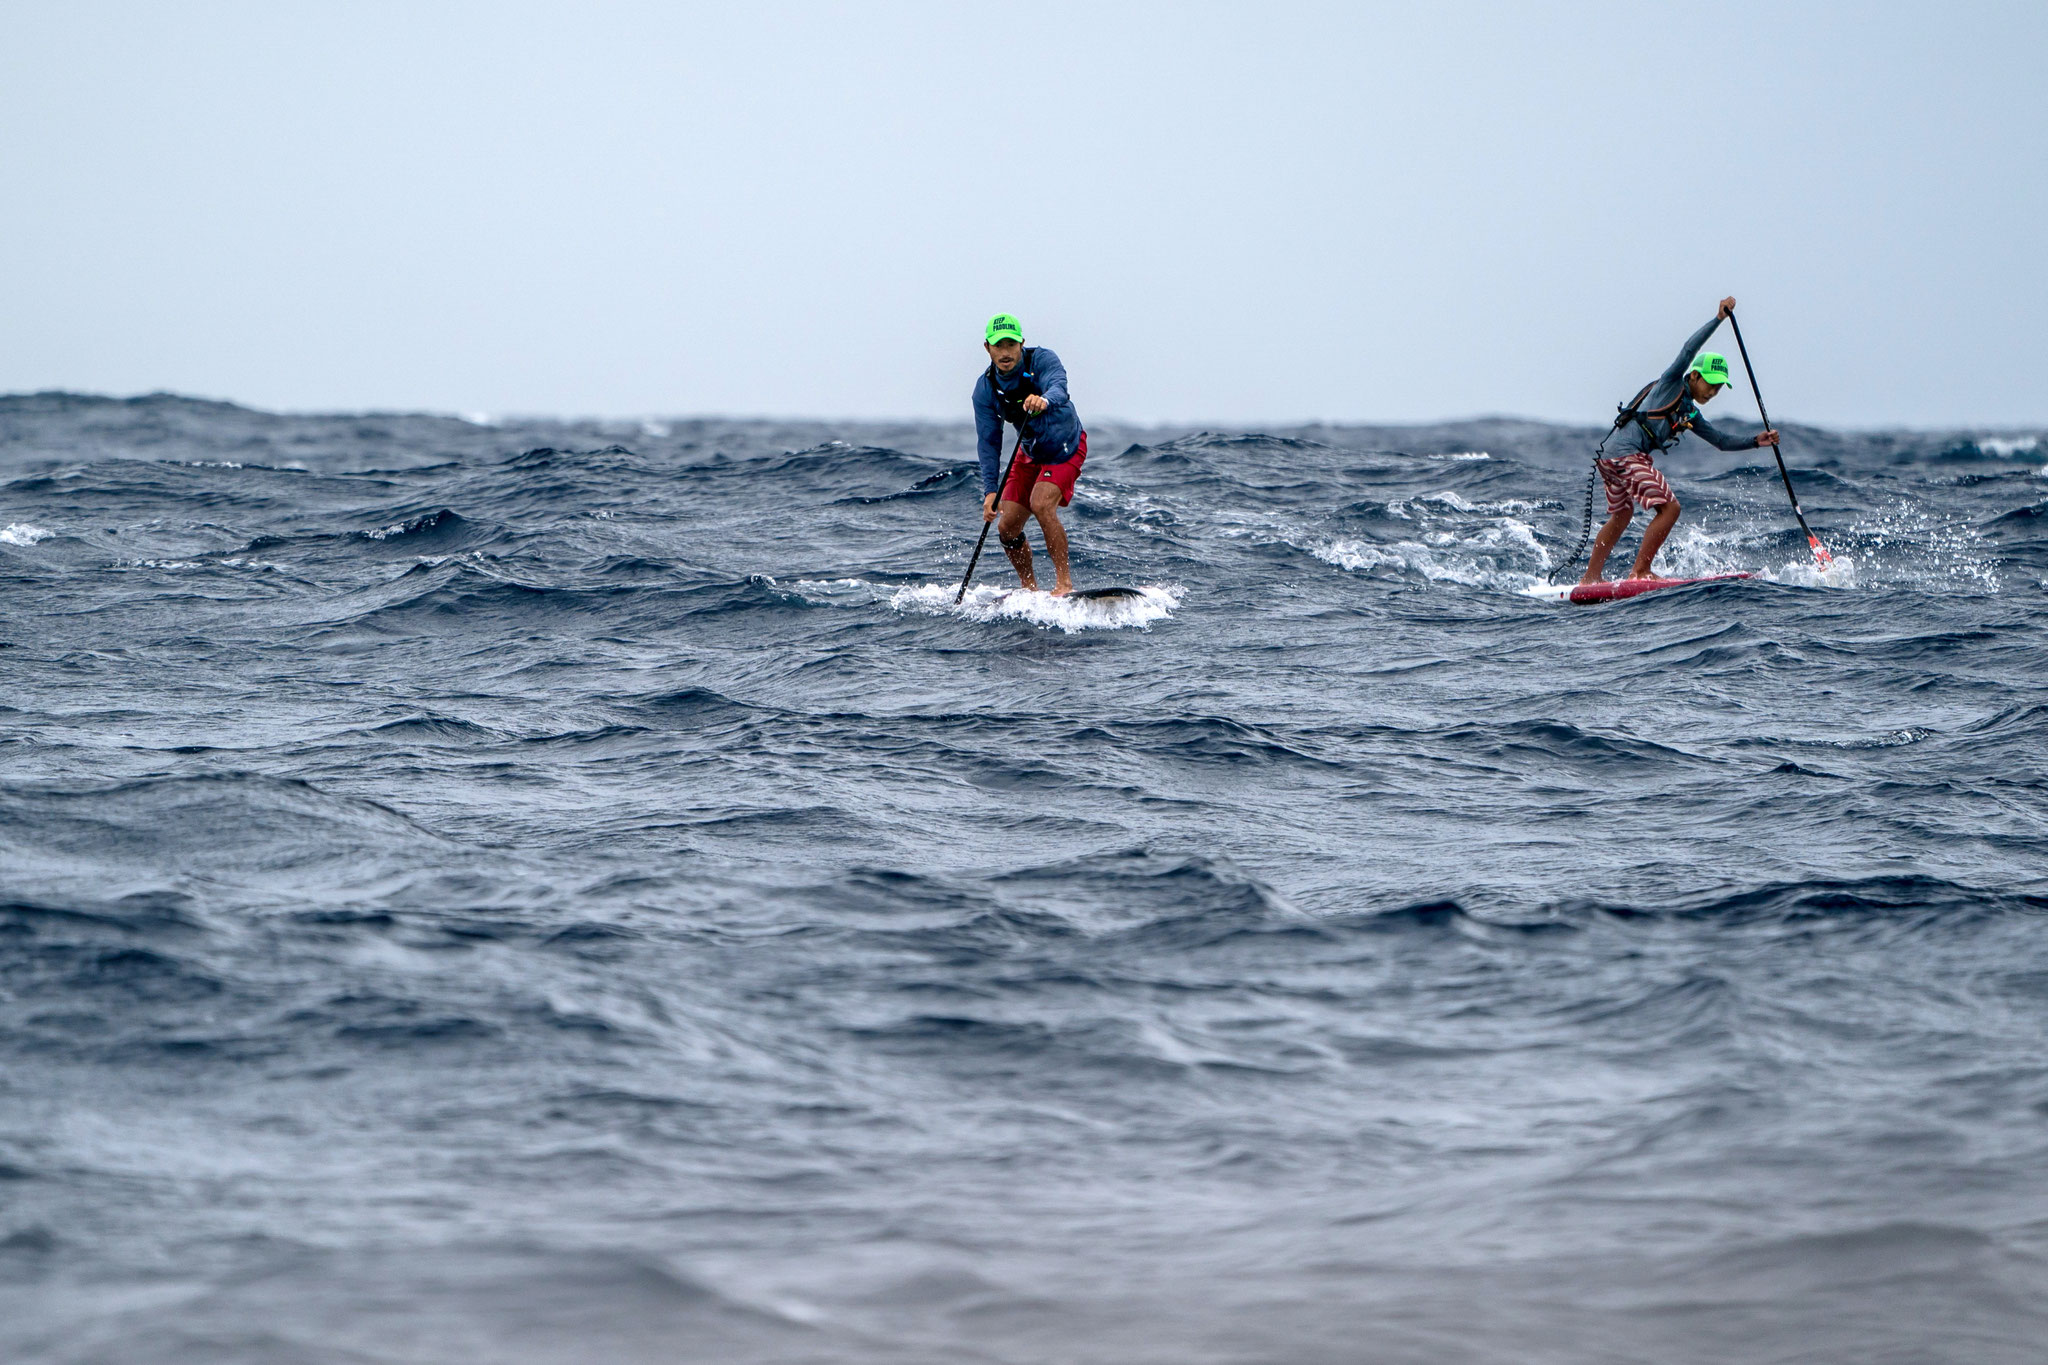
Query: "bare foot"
1050 581 1072 597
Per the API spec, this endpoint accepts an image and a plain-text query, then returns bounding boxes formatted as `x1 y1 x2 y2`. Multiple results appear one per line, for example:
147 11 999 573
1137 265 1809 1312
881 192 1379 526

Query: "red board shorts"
1596 452 1675 516
1001 430 1088 508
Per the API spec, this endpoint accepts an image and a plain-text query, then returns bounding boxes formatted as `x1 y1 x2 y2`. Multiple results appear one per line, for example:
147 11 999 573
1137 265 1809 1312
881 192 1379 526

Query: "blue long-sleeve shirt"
1610 315 1762 457
972 346 1084 493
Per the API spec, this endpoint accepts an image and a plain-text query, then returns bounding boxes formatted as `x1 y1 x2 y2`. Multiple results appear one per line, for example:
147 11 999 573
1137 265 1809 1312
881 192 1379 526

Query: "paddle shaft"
1727 312 1832 565
954 434 1023 604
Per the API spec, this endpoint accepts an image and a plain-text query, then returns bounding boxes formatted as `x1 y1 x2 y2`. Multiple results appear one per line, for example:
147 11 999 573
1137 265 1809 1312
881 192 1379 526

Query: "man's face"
986 339 1024 372
1688 372 1723 403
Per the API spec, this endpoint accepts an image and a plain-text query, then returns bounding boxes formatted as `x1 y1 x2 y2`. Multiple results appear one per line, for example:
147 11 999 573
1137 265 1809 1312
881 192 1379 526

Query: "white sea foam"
1977 436 2039 457
1427 490 1543 515
1605 518 1855 591
1077 486 1181 536
1312 517 1551 592
1818 498 1998 592
890 582 1182 632
1760 553 1860 590
1310 473 1561 588
1650 523 1756 579
363 516 444 540
1388 491 1543 519
121 555 292 572
1 523 53 546
1429 451 1492 461
786 577 876 598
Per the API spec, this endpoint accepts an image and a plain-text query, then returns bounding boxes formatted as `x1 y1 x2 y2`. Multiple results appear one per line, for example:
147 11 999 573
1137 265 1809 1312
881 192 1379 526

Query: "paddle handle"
1727 311 1832 567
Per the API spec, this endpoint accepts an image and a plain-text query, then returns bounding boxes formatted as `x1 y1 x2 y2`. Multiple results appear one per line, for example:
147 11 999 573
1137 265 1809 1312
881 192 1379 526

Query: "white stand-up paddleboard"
1526 572 1752 605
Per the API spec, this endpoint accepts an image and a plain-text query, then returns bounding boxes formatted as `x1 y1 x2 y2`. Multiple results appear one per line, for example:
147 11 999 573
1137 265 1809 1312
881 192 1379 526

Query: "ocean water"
2 392 2045 1364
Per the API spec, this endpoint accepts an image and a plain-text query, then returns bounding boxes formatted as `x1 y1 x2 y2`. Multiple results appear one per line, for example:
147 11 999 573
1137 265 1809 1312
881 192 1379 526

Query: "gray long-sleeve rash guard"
1609 315 1763 458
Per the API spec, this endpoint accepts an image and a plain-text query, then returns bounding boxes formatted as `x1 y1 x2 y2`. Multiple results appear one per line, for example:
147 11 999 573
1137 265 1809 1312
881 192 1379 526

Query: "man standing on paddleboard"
974 313 1086 596
1580 296 1780 584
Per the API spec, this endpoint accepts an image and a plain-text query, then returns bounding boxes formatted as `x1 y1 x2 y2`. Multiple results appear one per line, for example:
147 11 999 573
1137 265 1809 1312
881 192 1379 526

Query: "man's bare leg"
1580 508 1633 584
997 499 1036 589
1628 501 1681 579
1030 482 1072 595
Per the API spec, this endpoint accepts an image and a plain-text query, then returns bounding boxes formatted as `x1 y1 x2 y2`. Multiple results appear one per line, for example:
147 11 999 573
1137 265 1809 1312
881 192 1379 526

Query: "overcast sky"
5 2 2042 427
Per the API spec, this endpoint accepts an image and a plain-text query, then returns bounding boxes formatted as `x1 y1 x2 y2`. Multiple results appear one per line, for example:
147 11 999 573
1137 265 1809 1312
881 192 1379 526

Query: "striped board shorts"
1596 452 1675 516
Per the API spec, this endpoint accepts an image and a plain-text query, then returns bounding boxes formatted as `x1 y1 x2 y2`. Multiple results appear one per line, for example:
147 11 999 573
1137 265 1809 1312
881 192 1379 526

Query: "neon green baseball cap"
985 313 1023 344
1689 352 1734 387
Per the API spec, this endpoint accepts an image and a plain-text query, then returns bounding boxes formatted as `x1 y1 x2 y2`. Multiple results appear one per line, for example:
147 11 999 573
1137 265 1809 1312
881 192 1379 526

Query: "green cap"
1689 352 1734 387
985 313 1023 345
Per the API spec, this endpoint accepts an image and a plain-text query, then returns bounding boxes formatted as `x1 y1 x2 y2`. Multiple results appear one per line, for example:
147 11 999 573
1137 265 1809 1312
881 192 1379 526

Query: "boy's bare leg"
1628 502 1681 579
1580 508 1633 584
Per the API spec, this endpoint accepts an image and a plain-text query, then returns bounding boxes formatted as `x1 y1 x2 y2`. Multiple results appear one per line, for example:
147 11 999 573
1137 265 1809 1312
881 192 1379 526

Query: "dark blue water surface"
3 392 2046 1364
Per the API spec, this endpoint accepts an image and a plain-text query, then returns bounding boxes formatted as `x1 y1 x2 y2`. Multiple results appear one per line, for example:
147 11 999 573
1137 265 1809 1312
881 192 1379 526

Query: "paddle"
954 434 1023 604
1727 311 1833 568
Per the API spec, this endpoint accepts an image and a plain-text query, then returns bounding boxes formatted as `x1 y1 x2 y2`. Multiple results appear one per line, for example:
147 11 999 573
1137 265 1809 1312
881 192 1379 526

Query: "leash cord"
1548 435 1609 585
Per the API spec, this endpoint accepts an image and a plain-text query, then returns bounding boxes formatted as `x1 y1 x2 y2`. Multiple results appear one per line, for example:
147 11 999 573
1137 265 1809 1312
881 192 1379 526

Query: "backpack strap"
986 350 1042 427
1612 383 1654 429
1616 383 1696 451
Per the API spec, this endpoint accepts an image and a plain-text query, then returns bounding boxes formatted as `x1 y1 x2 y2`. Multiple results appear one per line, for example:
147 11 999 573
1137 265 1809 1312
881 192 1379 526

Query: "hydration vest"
1612 382 1697 452
984 348 1043 427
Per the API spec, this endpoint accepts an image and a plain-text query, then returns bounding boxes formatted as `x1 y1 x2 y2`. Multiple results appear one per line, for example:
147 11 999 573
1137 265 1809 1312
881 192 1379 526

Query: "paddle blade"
1809 535 1833 567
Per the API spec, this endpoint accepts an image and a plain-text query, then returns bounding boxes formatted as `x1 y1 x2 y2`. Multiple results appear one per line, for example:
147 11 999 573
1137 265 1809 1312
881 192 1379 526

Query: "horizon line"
2 388 2044 439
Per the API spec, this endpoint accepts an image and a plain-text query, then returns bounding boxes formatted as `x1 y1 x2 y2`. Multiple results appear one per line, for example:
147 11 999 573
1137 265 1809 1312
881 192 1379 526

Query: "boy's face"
1687 372 1723 403
985 339 1024 372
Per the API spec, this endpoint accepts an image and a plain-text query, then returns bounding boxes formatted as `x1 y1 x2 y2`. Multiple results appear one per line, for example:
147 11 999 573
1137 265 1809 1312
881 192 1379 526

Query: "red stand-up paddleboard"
1526 572 1752 605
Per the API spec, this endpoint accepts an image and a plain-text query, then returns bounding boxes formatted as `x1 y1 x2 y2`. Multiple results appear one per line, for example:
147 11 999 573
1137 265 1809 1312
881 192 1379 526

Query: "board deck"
995 586 1145 603
1525 572 1753 604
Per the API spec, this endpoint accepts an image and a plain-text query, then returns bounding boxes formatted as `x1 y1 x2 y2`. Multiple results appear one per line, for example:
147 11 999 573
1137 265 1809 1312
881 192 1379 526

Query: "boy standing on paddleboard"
1580 296 1780 584
974 314 1086 596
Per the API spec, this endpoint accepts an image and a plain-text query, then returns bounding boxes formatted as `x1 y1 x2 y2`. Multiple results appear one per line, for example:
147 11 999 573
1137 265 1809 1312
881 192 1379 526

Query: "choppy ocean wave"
3 392 2046 1363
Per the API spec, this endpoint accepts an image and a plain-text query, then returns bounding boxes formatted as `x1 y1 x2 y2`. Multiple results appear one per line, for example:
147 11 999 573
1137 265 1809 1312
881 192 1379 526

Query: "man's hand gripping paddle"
1727 310 1833 568
954 435 1023 605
